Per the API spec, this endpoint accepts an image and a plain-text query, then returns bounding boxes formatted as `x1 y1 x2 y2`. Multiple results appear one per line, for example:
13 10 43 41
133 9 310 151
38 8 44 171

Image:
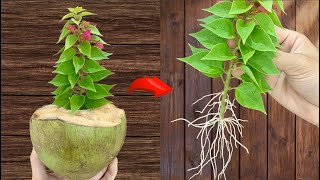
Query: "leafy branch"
49 6 114 113
179 0 285 116
175 0 286 179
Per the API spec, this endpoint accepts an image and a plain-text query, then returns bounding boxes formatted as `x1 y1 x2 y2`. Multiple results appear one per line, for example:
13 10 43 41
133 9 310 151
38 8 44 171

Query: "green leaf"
100 84 115 92
71 17 82 25
65 34 78 50
236 19 255 43
70 94 85 113
79 11 96 16
89 69 114 82
54 46 65 56
229 0 253 14
68 73 80 88
202 43 236 61
178 52 224 78
67 8 75 12
201 18 235 39
83 97 110 109
53 87 72 107
57 48 76 63
54 60 75 75
61 20 73 32
240 65 260 90
57 28 71 44
247 51 280 75
204 1 236 18
235 82 266 114
77 41 91 57
51 85 70 96
78 75 96 91
83 59 106 73
247 26 276 51
254 13 277 37
275 0 285 13
91 35 109 45
258 0 273 12
49 74 70 86
198 15 221 24
86 84 113 100
87 25 102 36
90 46 110 60
61 12 74 21
190 29 226 49
73 56 85 74
239 43 255 64
270 35 281 48
68 6 86 14
241 67 272 93
267 10 284 28
188 44 209 54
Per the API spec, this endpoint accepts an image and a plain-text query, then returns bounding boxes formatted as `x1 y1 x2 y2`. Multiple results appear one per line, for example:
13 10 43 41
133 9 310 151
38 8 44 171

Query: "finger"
273 50 310 74
274 26 300 53
30 149 48 180
87 166 108 180
275 26 319 60
101 157 118 180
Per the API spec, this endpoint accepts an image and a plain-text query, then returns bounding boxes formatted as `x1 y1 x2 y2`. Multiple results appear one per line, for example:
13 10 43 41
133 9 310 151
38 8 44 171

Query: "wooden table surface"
2 0 319 180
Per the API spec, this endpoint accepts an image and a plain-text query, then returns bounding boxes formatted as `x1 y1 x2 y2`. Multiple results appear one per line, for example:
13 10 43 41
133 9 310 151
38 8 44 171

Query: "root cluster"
172 92 249 180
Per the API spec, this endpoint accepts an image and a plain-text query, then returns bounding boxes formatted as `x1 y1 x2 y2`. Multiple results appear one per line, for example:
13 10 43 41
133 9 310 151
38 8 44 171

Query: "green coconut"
30 103 126 180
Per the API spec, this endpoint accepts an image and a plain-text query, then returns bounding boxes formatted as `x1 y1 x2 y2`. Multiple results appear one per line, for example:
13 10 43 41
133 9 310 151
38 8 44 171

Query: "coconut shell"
30 104 126 180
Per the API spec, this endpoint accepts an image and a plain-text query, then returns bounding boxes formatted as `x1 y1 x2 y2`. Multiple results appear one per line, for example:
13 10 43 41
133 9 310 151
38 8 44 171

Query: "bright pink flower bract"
94 42 104 49
81 29 91 41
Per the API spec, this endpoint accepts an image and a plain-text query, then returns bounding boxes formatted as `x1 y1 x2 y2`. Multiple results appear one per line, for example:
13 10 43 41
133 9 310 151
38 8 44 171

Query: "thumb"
30 149 49 180
273 50 309 75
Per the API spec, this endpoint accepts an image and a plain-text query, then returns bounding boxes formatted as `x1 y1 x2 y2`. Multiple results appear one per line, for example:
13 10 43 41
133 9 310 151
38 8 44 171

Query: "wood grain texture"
1 44 160 96
160 0 185 179
184 0 212 179
267 1 296 180
1 0 161 179
296 0 319 180
1 136 160 179
1 95 160 137
240 95 268 180
1 0 159 45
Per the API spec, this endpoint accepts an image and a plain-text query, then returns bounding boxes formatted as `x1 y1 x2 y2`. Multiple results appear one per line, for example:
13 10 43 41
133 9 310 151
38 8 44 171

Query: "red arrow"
128 77 172 97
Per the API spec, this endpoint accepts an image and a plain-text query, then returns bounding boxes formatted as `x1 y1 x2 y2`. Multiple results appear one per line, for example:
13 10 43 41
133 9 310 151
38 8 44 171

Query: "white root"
172 92 249 180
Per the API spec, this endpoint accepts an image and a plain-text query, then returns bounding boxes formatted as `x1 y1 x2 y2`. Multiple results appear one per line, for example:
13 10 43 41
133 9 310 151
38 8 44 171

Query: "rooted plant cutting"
30 7 126 180
173 0 285 179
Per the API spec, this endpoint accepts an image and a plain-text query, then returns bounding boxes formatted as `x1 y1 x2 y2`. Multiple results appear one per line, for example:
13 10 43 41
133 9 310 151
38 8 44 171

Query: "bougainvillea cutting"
173 0 285 179
30 7 126 180
50 6 114 113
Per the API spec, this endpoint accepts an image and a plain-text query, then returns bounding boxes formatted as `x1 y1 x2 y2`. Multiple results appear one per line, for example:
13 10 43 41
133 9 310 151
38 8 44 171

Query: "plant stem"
219 59 235 120
219 23 240 120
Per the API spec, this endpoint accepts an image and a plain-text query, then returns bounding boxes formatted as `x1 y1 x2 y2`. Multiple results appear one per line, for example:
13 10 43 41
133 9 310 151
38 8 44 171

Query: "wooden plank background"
1 0 160 179
2 0 319 180
161 0 319 180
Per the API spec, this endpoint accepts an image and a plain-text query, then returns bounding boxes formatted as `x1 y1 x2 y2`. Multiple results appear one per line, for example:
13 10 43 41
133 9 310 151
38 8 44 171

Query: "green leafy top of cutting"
49 6 114 113
178 0 285 114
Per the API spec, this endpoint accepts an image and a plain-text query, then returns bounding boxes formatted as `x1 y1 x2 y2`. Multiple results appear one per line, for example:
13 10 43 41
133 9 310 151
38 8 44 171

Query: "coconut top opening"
31 104 125 127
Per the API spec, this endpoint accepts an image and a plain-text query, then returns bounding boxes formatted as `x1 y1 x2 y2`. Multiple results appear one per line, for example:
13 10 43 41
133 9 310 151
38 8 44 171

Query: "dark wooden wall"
1 0 160 179
161 0 319 180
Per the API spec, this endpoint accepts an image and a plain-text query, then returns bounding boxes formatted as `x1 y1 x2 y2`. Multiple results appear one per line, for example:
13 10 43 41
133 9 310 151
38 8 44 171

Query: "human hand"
266 26 319 126
30 149 118 180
